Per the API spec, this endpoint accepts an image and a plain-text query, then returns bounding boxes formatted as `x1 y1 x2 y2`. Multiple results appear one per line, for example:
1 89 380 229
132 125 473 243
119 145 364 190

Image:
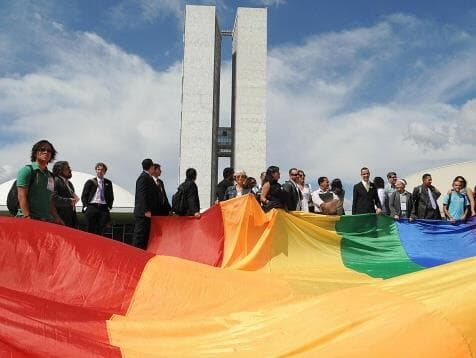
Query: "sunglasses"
38 147 52 153
235 175 247 179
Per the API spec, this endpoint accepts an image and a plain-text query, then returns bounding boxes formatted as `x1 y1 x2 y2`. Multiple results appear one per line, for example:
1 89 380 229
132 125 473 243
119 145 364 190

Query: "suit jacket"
155 178 171 215
52 176 78 228
134 171 159 217
352 182 382 214
216 179 234 201
81 177 114 210
180 179 200 216
282 180 302 211
389 191 413 218
411 184 442 219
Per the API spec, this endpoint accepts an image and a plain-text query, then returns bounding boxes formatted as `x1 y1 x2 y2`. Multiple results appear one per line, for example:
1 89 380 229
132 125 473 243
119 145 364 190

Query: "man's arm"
52 178 74 207
50 199 64 225
18 187 30 217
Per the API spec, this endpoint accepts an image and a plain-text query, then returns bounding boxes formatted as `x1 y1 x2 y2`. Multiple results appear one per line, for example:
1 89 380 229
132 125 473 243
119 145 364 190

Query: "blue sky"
1 0 476 199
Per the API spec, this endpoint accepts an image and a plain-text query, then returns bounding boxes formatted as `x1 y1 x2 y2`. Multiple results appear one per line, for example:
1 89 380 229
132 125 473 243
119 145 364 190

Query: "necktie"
99 180 105 202
428 187 436 209
365 182 369 192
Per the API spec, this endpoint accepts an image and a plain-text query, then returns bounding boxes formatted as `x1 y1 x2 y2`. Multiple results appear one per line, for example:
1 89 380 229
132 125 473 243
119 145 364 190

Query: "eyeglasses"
38 147 52 153
291 173 299 176
235 175 247 179
298 174 305 177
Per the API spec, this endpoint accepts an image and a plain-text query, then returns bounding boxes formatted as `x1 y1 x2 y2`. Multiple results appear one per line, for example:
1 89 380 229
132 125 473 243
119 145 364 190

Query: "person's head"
297 170 305 184
264 166 280 183
318 176 329 190
422 173 432 186
223 167 234 180
374 176 385 189
330 178 343 192
454 176 467 189
260 171 266 185
95 162 107 179
289 167 299 183
244 176 257 189
31 139 57 164
395 179 406 193
186 168 197 181
152 163 162 178
387 171 397 186
53 161 72 179
453 179 462 193
141 158 154 172
360 167 370 182
234 169 247 186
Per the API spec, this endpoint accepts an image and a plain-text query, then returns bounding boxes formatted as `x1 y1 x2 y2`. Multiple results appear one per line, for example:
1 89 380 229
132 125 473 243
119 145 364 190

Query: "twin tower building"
179 5 267 207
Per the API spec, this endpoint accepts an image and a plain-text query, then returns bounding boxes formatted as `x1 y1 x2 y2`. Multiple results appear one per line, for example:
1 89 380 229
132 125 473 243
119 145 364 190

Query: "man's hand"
145 211 152 218
376 208 382 215
53 216 64 225
194 212 201 219
393 215 400 220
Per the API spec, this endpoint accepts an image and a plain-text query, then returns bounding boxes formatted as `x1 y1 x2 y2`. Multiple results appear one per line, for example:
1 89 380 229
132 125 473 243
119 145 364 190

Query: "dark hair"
142 158 153 170
95 162 108 172
330 178 343 194
288 167 298 175
264 166 280 184
153 163 161 169
186 168 197 180
223 167 234 179
387 171 396 179
454 176 467 188
31 140 57 163
318 176 328 185
244 177 257 189
52 161 69 176
422 173 431 180
360 167 369 174
374 176 385 189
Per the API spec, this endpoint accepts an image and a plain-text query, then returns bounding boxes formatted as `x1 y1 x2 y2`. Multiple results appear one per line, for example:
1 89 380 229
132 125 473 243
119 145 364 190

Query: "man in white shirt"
312 176 339 214
81 162 114 236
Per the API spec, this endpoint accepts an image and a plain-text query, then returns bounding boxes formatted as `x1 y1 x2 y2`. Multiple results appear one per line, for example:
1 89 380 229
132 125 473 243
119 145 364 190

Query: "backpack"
6 165 36 216
171 184 187 216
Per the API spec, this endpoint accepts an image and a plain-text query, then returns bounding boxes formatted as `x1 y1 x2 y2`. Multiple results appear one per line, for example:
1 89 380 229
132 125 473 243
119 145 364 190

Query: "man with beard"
52 161 79 228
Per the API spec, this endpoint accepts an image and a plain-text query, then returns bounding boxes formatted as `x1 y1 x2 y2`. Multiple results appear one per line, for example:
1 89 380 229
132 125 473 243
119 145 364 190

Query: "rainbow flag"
1 194 475 357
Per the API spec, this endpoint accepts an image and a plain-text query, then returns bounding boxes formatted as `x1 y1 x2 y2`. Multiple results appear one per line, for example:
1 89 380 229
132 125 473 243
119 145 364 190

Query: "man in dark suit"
282 168 302 211
174 168 200 218
411 173 442 219
352 167 382 215
215 167 234 202
52 161 79 228
152 163 171 215
81 162 114 236
132 159 159 249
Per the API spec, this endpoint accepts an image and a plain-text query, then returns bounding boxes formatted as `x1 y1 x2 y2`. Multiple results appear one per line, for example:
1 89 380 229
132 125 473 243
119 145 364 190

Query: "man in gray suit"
411 173 442 219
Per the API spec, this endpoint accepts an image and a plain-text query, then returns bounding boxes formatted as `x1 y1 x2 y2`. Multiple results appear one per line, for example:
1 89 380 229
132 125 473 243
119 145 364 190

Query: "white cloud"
0 19 182 192
265 15 476 192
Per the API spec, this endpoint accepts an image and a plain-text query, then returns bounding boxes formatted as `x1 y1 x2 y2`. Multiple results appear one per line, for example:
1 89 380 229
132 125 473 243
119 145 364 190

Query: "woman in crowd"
297 170 313 212
374 176 388 215
224 170 251 200
389 179 413 220
260 166 287 212
330 178 345 215
453 176 475 217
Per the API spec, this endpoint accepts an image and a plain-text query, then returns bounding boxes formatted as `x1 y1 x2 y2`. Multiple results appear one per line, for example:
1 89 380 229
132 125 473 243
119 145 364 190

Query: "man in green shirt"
17 139 63 224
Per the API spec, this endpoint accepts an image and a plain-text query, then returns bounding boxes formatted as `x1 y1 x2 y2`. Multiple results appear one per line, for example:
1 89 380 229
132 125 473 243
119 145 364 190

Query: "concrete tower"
179 5 267 208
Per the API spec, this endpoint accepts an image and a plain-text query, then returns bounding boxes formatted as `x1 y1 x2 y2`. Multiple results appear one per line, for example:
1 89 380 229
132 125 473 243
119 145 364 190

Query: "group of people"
11 140 201 250
12 140 475 252
13 140 115 236
217 166 476 223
